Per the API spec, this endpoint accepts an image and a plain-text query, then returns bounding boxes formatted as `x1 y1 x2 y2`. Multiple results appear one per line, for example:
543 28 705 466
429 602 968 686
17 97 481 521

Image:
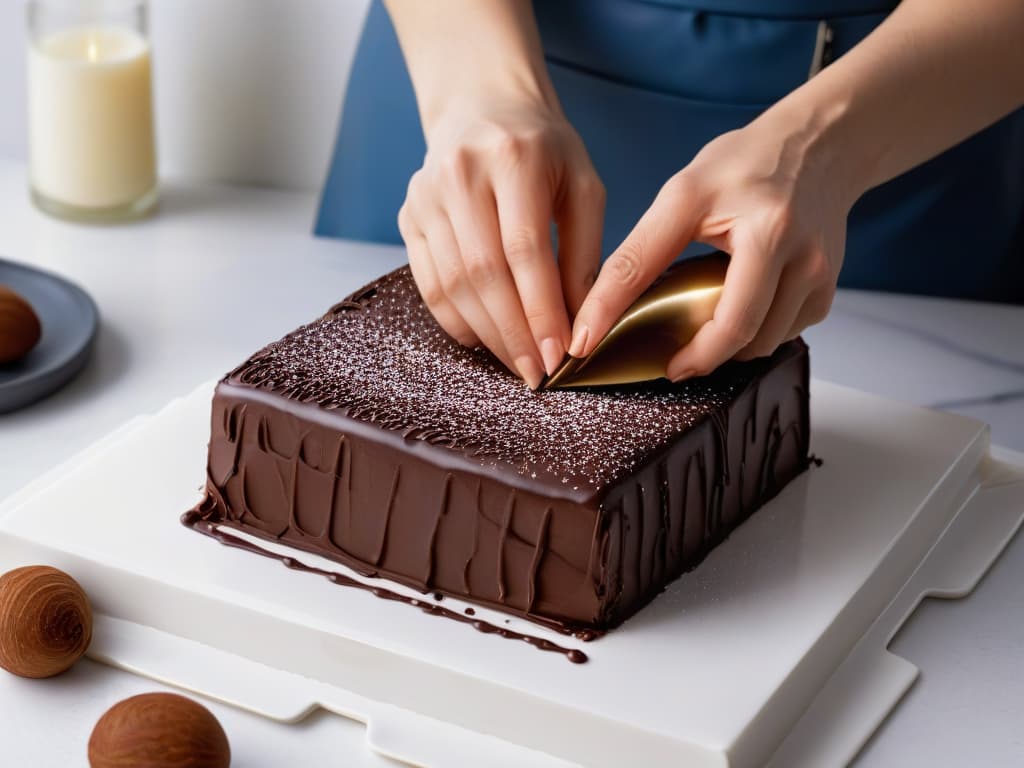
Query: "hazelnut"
0 565 92 678
0 285 42 364
89 693 231 768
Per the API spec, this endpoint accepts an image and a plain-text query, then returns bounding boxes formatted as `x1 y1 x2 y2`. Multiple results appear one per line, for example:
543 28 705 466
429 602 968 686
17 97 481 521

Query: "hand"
398 97 605 388
569 109 853 380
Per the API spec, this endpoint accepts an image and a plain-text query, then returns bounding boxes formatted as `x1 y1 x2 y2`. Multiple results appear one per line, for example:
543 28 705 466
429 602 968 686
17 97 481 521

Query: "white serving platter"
1 380 1022 767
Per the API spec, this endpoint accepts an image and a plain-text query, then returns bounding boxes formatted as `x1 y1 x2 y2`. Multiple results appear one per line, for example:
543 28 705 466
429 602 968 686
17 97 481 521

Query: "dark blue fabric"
533 1 892 105
315 0 425 249
315 0 1024 302
607 0 899 17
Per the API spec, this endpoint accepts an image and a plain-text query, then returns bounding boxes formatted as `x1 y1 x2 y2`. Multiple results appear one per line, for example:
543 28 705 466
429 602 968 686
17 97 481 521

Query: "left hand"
569 109 854 380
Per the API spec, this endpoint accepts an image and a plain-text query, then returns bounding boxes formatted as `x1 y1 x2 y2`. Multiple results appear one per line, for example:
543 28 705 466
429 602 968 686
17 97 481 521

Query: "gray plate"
0 258 98 414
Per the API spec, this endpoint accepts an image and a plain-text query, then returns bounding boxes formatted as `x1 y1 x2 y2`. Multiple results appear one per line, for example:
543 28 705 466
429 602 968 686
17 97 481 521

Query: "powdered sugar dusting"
229 268 756 492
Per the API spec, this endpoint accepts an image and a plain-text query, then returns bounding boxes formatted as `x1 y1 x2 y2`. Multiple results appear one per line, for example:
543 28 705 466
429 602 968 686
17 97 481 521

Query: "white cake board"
1 380 1023 768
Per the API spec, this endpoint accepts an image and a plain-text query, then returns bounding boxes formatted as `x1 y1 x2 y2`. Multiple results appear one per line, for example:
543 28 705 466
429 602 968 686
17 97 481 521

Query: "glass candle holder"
27 0 158 223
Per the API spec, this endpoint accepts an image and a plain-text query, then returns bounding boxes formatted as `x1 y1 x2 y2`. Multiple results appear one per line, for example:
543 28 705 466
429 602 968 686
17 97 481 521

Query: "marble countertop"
1 159 1022 767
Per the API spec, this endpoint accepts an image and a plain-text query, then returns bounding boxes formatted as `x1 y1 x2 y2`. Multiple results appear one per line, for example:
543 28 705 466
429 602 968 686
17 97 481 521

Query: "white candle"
28 26 156 212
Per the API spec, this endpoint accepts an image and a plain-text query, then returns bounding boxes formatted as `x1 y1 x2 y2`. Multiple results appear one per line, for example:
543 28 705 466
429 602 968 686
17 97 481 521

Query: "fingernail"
540 337 564 376
568 324 590 358
669 368 696 382
515 355 544 390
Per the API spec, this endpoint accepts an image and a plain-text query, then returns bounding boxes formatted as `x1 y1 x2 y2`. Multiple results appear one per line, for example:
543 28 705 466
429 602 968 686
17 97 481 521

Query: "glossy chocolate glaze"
186 267 810 634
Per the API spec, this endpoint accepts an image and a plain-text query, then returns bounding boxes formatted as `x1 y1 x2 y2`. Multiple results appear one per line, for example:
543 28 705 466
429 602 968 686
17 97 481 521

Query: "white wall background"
0 0 372 190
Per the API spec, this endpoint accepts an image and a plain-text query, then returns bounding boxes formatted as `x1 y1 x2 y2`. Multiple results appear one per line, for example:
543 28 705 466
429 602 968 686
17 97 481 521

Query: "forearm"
382 0 560 136
764 0 1024 202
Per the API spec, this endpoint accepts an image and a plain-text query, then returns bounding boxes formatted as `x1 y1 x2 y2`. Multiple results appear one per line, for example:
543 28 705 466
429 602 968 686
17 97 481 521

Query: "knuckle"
802 250 831 288
772 204 795 232
603 245 646 291
520 126 548 146
720 313 759 348
806 289 835 324
405 169 425 199
439 147 473 185
762 205 796 248
522 301 550 325
496 321 530 350
757 180 790 206
396 204 412 237
746 339 779 359
419 281 447 308
434 259 463 296
660 172 696 203
436 316 471 346
577 174 606 205
577 290 613 326
464 249 501 287
493 133 526 164
502 227 542 267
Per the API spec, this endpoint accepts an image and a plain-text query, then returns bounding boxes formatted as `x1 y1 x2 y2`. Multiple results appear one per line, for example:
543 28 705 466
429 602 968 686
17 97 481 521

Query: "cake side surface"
187 266 811 631
596 342 809 626
201 381 607 627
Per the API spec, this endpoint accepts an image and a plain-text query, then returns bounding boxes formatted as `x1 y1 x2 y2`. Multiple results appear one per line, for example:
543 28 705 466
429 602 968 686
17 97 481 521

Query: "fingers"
785 285 834 341
403 230 480 349
732 264 804 361
570 174 701 358
397 125 604 388
443 180 546 388
555 174 605 317
665 229 782 380
733 249 835 360
422 212 519 373
493 164 573 376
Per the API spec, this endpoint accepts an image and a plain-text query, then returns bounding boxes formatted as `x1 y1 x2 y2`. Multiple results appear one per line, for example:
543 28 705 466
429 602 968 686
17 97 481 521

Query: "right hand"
397 96 605 388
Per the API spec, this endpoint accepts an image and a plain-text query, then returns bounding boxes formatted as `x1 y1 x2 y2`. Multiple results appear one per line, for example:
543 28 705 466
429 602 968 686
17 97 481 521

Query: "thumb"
569 174 702 358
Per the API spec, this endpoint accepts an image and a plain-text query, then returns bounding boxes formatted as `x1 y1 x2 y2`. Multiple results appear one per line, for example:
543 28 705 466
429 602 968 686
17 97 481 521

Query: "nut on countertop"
0 565 93 678
89 692 231 768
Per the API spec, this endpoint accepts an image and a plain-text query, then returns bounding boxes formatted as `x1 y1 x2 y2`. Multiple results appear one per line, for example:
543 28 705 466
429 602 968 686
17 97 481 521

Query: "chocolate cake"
185 266 810 633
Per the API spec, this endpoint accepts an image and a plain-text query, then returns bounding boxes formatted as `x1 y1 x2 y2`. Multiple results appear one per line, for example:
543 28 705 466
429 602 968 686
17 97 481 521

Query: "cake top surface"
227 267 796 497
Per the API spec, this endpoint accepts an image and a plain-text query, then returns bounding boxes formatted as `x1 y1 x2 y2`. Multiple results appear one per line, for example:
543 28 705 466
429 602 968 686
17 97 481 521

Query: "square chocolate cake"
186 266 810 632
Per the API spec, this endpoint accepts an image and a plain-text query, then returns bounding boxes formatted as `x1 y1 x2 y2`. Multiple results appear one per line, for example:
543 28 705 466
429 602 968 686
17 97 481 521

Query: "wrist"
755 84 876 211
384 0 561 144
417 60 562 140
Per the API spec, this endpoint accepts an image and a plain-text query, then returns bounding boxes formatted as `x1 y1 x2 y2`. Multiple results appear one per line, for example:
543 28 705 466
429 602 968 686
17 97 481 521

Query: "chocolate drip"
322 436 346 543
496 491 515 602
372 465 400 566
181 513 588 664
285 443 305 536
527 507 551 612
461 480 482 594
425 473 451 587
340 434 352 544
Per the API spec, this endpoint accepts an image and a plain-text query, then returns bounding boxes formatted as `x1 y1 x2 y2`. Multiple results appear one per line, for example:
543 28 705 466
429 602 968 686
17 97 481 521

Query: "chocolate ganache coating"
187 266 810 631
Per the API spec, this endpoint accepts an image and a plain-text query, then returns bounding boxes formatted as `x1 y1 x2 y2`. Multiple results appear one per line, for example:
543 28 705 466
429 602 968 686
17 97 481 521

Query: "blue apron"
315 0 1024 303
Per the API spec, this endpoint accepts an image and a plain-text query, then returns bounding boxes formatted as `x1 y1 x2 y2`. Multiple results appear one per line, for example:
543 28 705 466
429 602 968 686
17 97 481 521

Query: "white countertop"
1 158 1022 767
